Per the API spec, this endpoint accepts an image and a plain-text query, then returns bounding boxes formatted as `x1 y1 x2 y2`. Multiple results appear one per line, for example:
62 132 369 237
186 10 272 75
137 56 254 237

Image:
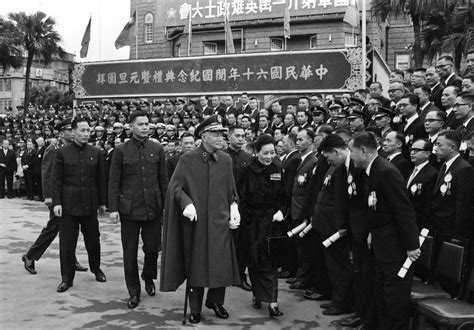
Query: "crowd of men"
2 51 474 327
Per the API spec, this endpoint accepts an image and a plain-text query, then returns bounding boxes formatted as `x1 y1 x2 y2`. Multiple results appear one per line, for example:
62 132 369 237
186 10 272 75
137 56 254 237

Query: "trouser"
24 170 35 199
279 216 298 274
374 261 414 330
231 226 249 282
59 214 101 283
249 265 278 303
352 237 376 325
120 218 161 296
32 173 42 199
0 171 14 197
189 287 226 313
27 206 59 260
294 219 319 288
322 235 353 310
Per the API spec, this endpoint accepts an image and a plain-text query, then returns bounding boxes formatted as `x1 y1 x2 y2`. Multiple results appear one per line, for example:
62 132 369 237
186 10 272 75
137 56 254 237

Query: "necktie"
407 166 419 188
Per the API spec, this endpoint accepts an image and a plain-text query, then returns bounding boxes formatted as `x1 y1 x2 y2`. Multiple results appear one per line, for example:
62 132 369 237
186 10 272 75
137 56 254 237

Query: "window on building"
144 13 154 44
0 79 11 92
395 54 411 70
204 42 217 55
309 35 318 49
270 38 284 51
344 33 357 47
177 44 183 57
0 99 12 113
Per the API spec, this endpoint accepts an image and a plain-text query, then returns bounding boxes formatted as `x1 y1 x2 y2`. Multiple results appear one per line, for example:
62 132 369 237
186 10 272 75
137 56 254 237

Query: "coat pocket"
118 192 132 216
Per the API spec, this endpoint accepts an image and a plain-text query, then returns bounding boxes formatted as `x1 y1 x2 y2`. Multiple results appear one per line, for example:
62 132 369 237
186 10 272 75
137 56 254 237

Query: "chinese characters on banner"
75 50 355 98
165 0 357 25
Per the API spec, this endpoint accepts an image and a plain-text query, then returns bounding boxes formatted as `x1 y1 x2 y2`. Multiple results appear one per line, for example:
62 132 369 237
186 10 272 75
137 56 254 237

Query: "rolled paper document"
299 223 313 238
398 228 430 278
287 221 307 237
322 231 342 248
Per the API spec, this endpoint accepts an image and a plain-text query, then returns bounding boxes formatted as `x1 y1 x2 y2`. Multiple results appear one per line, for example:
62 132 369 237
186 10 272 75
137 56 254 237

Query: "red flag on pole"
343 0 359 27
115 10 137 49
80 18 91 58
183 10 192 56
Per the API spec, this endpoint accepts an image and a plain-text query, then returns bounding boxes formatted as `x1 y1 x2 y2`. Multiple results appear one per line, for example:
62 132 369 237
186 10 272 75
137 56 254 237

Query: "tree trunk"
23 51 34 109
412 16 423 68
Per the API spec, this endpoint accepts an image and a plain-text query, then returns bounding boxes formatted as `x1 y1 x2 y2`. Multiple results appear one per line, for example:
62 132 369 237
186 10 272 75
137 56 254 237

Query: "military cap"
16 105 24 110
334 108 350 118
101 99 110 105
348 98 365 107
194 115 227 138
176 98 186 105
149 123 156 129
95 126 105 131
38 105 44 110
374 107 396 119
312 106 327 114
166 124 177 131
54 118 73 131
123 123 131 130
156 123 166 129
188 99 197 105
106 128 114 135
347 110 371 121
177 123 185 130
152 100 162 106
165 99 175 105
328 100 344 109
58 106 66 111
113 122 123 128
139 100 149 106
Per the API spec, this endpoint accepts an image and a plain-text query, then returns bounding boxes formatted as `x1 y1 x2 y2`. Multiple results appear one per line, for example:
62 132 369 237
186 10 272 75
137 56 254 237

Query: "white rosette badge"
368 191 377 210
440 172 452 196
347 173 357 197
323 174 332 187
297 173 307 186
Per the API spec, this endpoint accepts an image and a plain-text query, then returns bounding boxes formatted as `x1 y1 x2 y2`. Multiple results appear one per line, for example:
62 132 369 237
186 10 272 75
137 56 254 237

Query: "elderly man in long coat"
160 115 241 324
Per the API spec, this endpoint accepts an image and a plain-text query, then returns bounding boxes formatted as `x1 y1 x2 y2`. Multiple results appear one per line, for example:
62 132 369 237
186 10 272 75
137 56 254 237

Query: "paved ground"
0 198 355 329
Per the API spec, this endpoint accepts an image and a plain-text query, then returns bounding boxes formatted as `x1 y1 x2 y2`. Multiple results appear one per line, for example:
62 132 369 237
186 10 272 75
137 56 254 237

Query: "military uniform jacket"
41 143 59 200
53 142 106 216
108 137 168 221
367 157 420 264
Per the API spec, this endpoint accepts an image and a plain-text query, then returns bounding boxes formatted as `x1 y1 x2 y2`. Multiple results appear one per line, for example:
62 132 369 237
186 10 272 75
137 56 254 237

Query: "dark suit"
53 142 106 284
444 74 463 89
108 137 168 296
33 145 46 200
399 116 428 147
338 162 374 324
0 148 17 197
388 153 413 180
291 152 320 288
431 155 474 240
21 149 36 199
104 149 114 206
446 109 462 130
418 103 438 123
456 117 474 160
166 151 182 180
314 164 353 311
429 84 443 110
367 156 420 329
225 106 241 117
406 162 438 230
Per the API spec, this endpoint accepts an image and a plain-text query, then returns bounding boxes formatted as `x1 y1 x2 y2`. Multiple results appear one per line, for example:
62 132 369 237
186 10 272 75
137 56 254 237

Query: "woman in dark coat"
240 134 286 317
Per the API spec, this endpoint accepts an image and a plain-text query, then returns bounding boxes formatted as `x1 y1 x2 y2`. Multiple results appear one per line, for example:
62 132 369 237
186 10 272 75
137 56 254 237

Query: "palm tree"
0 17 23 71
8 11 65 108
371 0 449 67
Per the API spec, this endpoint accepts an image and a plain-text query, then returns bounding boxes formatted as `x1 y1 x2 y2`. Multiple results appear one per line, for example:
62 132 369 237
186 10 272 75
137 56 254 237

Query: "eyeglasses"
409 148 428 153
453 103 470 108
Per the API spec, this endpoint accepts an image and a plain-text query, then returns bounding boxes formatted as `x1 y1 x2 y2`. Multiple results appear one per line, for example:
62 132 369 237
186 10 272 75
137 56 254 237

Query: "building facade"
0 52 75 113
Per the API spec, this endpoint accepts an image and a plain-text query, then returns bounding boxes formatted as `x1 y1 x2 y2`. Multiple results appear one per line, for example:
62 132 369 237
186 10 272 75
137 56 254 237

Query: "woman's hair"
253 133 275 152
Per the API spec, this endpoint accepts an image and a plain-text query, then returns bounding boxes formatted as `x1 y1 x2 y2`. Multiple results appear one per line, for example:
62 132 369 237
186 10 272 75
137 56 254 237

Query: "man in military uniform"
109 110 168 308
22 119 87 274
53 117 107 293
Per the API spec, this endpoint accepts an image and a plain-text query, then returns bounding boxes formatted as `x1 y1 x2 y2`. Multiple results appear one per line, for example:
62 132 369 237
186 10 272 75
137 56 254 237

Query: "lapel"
434 156 460 192
296 153 311 173
368 157 382 194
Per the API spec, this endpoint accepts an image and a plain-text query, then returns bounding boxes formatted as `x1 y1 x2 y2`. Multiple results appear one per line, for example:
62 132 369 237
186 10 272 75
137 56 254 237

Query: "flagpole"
361 0 366 89
187 12 191 57
135 8 138 60
89 12 92 62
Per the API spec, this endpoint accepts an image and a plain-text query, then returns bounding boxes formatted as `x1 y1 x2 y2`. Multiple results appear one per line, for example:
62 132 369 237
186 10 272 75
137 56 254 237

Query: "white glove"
229 202 240 229
273 210 284 222
183 204 197 221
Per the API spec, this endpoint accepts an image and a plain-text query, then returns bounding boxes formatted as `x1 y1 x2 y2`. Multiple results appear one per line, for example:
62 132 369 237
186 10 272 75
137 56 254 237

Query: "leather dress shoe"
289 281 308 290
127 295 140 308
188 313 201 324
285 277 298 284
252 297 262 309
22 254 36 274
75 262 88 272
339 316 363 327
241 280 252 291
268 305 284 317
94 269 107 282
278 270 292 278
205 301 229 319
304 292 330 301
320 302 334 309
57 281 73 293
144 280 155 296
322 306 351 316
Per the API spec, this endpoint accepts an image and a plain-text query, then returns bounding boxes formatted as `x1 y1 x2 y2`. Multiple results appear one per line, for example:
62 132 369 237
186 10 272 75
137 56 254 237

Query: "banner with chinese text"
72 49 363 98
